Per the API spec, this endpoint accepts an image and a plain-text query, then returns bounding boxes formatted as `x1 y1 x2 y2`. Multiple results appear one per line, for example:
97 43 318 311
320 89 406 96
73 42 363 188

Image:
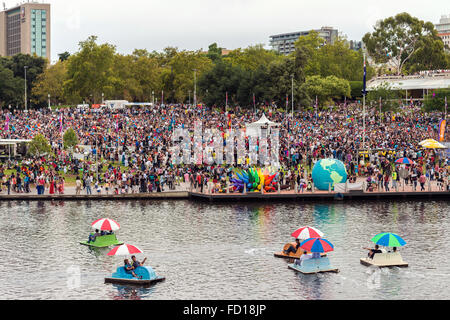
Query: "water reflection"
110 284 155 300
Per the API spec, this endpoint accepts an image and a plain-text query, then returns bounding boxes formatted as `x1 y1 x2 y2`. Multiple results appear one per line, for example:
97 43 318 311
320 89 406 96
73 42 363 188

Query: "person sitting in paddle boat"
131 255 147 269
88 229 102 243
294 251 313 266
363 244 383 259
284 239 301 255
124 259 141 279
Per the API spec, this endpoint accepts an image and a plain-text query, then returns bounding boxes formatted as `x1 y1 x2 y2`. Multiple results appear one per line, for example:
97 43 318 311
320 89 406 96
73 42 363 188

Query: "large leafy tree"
295 31 375 81
32 61 68 105
363 12 444 75
304 75 351 107
224 44 282 71
64 36 118 104
0 65 23 107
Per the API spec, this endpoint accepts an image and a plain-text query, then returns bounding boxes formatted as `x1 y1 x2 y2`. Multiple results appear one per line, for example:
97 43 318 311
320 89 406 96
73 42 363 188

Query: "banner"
439 119 446 142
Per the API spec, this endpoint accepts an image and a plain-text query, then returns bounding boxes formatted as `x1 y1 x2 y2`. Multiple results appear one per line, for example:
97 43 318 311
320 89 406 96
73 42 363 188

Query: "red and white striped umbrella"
291 226 324 240
91 218 120 231
107 244 143 256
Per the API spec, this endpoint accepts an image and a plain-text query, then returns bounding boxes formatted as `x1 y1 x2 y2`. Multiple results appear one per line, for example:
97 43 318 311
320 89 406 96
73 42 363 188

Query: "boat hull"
105 276 165 286
287 257 339 274
80 234 123 248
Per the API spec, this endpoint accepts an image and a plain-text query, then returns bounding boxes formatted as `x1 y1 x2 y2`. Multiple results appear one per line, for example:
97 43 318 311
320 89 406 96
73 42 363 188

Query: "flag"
253 93 256 109
59 113 63 133
5 114 9 132
362 55 367 96
439 119 446 142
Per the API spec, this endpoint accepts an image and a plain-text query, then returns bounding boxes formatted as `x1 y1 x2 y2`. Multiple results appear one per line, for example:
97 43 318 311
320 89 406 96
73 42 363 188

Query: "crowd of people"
0 102 448 195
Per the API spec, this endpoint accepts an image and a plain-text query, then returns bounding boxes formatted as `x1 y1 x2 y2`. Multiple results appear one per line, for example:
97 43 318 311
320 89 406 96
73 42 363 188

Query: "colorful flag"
5 114 10 132
362 55 367 96
439 119 446 142
59 113 63 133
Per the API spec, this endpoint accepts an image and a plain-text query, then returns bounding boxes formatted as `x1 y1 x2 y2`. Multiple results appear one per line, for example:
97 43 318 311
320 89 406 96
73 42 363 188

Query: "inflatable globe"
312 159 348 191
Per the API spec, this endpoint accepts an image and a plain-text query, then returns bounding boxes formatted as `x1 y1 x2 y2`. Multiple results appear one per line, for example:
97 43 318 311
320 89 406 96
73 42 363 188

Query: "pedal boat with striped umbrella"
274 226 326 259
104 244 165 286
288 238 339 274
360 233 408 267
80 218 124 248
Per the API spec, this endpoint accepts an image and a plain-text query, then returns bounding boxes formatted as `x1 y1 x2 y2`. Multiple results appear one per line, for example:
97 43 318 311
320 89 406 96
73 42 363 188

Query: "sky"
3 0 449 62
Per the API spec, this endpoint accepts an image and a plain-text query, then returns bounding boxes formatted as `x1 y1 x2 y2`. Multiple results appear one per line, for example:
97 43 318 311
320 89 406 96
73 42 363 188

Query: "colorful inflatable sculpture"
230 168 279 193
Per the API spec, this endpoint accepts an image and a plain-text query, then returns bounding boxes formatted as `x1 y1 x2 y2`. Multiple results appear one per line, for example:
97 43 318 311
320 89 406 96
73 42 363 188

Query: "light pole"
188 90 191 105
48 93 51 110
193 69 197 107
291 74 294 117
152 91 154 105
102 93 104 104
24 66 28 111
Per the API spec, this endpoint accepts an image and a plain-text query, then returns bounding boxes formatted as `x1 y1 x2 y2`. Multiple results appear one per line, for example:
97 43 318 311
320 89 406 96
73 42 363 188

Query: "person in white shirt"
295 251 313 266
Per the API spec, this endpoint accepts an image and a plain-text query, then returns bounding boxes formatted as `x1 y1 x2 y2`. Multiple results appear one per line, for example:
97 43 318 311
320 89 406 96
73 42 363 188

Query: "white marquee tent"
245 114 280 137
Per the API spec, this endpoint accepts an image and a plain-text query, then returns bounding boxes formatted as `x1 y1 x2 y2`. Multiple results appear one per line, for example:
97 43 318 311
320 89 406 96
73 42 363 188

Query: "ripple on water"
0 200 449 299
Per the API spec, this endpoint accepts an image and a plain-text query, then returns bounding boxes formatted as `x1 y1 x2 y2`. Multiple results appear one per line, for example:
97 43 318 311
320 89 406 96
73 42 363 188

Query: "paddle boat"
274 226 326 259
105 266 165 286
360 232 408 268
287 238 339 274
104 244 165 287
80 218 124 248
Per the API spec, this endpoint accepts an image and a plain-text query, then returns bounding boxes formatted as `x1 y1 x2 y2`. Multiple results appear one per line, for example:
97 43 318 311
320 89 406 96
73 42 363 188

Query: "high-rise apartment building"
270 26 338 55
0 1 51 60
435 15 450 50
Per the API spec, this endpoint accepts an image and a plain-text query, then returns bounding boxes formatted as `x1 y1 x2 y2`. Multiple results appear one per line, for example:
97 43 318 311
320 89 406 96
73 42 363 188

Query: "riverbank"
0 189 447 202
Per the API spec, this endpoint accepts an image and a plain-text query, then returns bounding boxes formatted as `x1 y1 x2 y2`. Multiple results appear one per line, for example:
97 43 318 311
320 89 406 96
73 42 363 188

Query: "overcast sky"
4 0 449 62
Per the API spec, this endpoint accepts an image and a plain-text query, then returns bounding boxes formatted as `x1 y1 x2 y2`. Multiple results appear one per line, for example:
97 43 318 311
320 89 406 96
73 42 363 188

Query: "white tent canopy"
246 114 280 137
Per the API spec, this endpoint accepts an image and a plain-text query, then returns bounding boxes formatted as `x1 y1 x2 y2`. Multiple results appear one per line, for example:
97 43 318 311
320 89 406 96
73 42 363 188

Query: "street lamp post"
291 74 294 117
188 90 191 105
193 69 197 107
102 93 104 104
24 66 28 111
48 94 51 110
152 91 155 105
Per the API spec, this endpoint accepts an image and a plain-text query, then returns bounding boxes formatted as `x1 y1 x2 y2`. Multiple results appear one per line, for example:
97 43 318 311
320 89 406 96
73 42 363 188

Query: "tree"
32 61 67 105
363 12 444 75
198 60 242 107
58 52 71 62
63 128 79 150
304 76 351 107
424 89 450 112
64 36 118 104
0 65 23 107
28 134 52 157
224 44 281 71
366 82 401 111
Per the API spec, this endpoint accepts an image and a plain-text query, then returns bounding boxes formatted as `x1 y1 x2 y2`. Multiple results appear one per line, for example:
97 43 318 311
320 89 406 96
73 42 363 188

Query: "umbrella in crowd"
419 139 438 146
291 226 324 240
371 233 406 247
300 238 334 253
107 244 143 256
91 218 121 231
395 158 413 165
420 140 446 149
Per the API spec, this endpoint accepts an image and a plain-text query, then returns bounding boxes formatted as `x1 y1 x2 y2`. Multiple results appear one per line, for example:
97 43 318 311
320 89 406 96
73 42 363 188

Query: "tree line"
1 12 449 111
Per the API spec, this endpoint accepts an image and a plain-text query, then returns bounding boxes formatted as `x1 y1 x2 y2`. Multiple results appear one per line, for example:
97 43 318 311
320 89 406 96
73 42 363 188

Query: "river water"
0 199 449 300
